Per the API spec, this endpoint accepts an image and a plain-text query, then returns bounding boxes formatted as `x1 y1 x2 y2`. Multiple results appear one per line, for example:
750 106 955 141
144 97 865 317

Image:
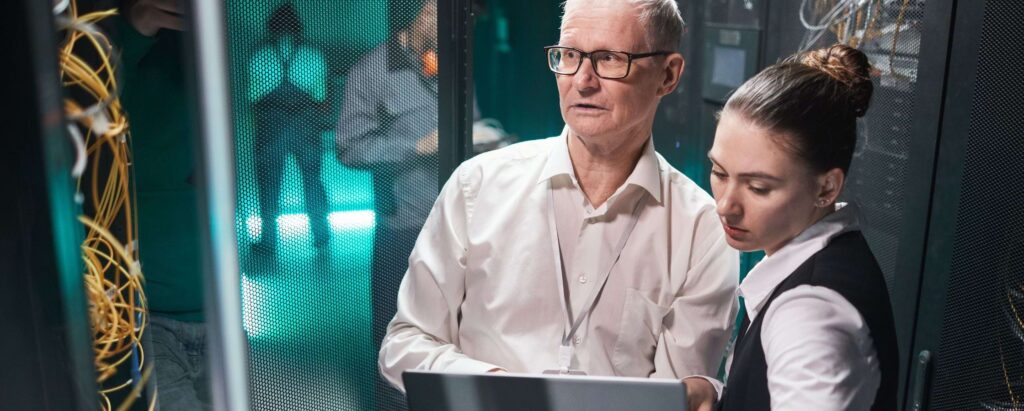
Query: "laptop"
403 370 687 411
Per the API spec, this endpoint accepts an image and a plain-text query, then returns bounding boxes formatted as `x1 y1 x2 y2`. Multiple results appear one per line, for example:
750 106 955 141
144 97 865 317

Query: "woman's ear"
816 168 846 207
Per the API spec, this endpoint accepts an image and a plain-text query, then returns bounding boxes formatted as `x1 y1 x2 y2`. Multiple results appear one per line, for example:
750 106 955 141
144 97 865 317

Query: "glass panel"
225 1 441 409
710 46 747 88
706 0 762 28
473 0 563 147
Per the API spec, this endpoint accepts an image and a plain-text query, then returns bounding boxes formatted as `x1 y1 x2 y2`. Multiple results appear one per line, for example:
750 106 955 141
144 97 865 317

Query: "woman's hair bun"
798 44 874 117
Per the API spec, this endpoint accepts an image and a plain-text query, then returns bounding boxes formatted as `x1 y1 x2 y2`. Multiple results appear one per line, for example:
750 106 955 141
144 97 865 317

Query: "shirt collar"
738 202 862 320
537 126 663 203
537 127 576 184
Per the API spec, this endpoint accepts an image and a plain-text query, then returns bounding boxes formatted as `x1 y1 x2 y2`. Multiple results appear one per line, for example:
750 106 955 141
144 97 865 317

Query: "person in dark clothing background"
334 0 440 408
249 3 331 255
335 0 438 357
115 0 209 409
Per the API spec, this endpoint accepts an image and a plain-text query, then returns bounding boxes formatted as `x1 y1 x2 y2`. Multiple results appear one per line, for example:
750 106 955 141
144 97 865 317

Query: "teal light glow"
240 209 375 339
244 210 376 240
238 210 375 409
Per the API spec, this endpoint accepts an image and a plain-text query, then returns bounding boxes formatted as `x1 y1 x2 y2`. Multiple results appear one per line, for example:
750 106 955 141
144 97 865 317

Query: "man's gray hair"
562 0 685 51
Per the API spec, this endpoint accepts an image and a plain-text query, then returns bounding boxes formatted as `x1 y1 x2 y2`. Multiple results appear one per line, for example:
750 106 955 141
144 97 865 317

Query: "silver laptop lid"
403 370 687 411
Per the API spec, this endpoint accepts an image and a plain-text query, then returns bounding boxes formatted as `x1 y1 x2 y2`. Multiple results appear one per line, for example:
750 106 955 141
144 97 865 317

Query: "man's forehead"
562 0 640 25
559 1 645 48
563 0 634 12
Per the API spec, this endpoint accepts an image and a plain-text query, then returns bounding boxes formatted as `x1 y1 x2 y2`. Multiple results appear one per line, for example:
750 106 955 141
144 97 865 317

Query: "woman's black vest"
718 231 898 411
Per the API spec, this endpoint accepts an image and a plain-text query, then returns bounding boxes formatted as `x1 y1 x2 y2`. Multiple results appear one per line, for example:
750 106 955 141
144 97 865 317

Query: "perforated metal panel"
691 1 929 296
927 1 1024 408
225 1 440 409
841 1 927 294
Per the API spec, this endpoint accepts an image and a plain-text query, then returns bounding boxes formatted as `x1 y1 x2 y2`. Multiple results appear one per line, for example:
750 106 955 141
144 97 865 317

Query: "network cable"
56 1 154 410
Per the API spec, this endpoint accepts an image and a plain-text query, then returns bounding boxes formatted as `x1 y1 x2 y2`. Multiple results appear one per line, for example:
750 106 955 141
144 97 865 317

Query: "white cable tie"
57 17 105 43
55 16 117 81
66 124 87 178
89 110 111 136
53 0 70 15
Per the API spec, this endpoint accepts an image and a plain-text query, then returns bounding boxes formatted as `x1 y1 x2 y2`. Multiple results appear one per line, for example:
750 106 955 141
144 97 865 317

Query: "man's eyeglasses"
544 46 672 79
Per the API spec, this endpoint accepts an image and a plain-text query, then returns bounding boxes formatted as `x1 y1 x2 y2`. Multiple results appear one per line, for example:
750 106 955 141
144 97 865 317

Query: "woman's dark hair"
723 44 874 174
268 3 302 39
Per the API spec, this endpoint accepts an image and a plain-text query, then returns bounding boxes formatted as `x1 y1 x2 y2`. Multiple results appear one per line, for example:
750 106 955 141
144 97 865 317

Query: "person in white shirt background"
708 44 899 410
378 0 738 409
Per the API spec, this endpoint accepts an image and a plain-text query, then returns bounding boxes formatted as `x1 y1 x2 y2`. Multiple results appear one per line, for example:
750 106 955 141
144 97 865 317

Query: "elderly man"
380 0 738 408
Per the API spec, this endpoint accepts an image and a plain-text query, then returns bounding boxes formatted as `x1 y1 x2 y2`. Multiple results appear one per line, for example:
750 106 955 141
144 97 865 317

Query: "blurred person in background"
249 2 331 256
116 0 208 409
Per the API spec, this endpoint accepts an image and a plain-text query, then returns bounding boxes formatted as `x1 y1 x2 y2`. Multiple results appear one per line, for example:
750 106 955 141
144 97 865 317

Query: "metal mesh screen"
928 1 1024 408
779 0 928 294
225 1 440 409
841 1 925 294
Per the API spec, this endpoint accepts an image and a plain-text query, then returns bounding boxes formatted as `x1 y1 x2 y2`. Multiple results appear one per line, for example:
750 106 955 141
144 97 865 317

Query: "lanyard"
546 184 645 373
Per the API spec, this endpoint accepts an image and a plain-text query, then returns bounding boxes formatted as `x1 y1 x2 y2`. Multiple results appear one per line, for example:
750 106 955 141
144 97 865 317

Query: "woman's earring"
816 199 828 207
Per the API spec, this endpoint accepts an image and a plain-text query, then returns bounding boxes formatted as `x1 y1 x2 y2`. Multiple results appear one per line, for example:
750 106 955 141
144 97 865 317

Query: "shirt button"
578 274 588 284
574 335 582 345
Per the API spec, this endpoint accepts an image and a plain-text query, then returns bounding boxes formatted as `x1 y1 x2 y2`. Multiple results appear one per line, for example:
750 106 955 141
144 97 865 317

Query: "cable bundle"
798 0 913 60
55 1 153 410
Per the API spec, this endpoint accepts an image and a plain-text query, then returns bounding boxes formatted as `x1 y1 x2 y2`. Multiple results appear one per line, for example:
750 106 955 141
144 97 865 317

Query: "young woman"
710 45 898 410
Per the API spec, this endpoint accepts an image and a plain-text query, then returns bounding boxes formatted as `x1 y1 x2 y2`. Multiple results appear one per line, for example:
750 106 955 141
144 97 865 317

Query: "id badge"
541 344 587 375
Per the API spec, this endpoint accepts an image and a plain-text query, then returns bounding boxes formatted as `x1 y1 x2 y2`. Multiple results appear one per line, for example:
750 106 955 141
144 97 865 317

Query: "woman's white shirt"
728 203 882 411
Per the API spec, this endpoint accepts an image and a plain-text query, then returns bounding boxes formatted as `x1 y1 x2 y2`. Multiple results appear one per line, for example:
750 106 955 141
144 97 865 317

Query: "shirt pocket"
611 287 671 376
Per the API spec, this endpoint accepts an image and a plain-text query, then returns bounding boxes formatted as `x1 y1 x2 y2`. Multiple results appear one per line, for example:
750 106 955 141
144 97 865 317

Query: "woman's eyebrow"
736 171 783 182
708 152 781 181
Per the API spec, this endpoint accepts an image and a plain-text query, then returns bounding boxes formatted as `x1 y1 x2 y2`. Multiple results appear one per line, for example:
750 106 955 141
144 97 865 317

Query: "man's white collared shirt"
380 128 738 391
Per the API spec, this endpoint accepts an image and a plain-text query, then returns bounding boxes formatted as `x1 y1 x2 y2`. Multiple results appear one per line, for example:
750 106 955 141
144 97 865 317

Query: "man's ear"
656 54 685 97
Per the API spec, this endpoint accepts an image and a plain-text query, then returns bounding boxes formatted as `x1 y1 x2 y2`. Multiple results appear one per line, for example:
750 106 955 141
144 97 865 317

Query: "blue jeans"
253 97 329 249
150 316 211 411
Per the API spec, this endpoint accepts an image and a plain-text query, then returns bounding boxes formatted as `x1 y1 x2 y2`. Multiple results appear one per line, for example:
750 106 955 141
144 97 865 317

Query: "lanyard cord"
547 185 645 369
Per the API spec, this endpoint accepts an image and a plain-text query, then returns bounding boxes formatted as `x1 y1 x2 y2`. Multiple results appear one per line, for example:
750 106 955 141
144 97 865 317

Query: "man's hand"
682 377 716 411
416 129 439 155
123 0 184 37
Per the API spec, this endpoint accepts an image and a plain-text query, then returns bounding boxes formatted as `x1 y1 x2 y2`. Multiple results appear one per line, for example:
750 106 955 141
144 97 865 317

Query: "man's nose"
573 57 600 91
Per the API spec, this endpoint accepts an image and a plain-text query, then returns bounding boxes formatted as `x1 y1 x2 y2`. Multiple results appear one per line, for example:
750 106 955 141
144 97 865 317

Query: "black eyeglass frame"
543 45 673 79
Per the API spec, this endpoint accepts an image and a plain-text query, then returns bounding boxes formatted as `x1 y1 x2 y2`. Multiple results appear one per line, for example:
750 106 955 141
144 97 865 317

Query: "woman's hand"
682 377 716 411
123 0 184 37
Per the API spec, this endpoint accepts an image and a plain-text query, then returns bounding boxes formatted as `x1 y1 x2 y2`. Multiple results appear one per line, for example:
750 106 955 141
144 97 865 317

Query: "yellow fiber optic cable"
57 1 155 410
